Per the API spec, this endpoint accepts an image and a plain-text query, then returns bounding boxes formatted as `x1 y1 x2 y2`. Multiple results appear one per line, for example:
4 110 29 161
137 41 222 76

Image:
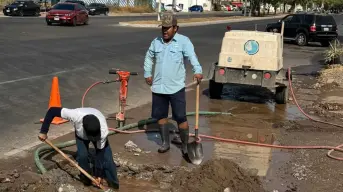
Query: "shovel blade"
187 140 204 165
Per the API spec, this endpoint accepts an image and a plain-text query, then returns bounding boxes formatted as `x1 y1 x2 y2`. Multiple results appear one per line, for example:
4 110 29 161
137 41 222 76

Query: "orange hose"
83 68 343 161
82 81 104 108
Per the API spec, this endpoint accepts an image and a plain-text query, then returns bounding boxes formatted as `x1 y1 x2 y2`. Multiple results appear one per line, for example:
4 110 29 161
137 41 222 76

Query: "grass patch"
318 64 343 85
109 6 154 13
125 16 245 24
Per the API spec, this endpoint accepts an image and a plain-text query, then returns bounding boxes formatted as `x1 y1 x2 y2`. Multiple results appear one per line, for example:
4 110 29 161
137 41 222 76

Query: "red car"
46 2 89 26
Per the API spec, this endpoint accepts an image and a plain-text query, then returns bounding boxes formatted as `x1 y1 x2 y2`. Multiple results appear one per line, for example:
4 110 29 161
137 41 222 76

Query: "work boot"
171 130 182 145
179 128 189 156
158 125 170 153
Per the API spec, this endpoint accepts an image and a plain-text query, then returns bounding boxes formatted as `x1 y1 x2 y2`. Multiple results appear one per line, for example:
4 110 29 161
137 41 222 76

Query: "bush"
108 5 154 13
323 39 343 65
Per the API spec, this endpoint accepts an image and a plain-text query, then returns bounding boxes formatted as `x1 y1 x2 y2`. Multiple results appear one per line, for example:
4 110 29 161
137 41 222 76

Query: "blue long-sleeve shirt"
144 33 203 94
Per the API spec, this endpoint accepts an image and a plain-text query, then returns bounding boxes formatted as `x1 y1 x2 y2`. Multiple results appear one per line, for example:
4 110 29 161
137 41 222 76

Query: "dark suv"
265 13 338 46
3 0 40 16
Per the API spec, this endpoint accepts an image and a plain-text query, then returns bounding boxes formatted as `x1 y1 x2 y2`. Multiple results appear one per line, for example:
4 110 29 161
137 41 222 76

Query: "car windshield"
52 4 75 10
89 3 98 6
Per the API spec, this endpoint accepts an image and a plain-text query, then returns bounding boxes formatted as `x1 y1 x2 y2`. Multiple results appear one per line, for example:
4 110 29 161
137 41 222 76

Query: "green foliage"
323 39 343 65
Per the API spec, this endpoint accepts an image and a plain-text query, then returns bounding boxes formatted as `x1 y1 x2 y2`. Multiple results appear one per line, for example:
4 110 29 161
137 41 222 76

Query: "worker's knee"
174 116 187 126
76 152 89 163
178 121 188 129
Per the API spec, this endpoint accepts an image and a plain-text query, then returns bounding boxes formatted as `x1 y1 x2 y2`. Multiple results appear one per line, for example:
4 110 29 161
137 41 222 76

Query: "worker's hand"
38 133 47 142
145 77 153 86
92 177 102 187
194 74 203 84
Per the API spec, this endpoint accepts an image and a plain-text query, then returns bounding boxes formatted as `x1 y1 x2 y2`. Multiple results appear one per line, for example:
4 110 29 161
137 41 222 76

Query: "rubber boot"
179 128 189 155
171 129 182 145
158 125 170 153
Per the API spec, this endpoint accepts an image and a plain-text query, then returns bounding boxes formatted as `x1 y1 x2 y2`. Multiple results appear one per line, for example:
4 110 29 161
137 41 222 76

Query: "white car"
165 4 182 12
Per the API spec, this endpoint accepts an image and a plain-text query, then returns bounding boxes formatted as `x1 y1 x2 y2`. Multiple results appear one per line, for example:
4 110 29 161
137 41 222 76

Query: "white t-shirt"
61 107 109 149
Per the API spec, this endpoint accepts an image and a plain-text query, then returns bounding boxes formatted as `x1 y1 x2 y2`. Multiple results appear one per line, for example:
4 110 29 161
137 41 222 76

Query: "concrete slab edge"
118 15 286 28
2 78 210 159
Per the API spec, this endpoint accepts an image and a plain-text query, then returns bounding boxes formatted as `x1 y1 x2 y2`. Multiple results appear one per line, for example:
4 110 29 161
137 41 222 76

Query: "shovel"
44 139 111 191
187 83 204 165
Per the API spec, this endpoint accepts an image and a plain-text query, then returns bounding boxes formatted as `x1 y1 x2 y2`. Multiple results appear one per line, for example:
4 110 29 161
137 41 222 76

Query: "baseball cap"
82 114 101 142
159 13 177 27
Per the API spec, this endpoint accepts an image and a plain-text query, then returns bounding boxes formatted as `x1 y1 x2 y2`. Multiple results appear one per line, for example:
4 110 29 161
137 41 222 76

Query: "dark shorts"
152 87 187 124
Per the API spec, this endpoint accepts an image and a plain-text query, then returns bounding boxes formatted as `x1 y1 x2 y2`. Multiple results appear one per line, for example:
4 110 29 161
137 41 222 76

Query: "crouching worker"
38 107 119 190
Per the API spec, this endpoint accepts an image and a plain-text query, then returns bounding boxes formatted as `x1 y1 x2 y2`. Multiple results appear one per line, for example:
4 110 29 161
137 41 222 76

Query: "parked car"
189 5 203 12
165 4 182 12
64 0 86 7
45 2 89 26
87 3 109 15
265 13 338 46
3 0 40 16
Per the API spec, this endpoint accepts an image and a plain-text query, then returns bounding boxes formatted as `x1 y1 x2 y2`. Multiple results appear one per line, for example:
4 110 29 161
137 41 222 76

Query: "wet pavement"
19 79 305 191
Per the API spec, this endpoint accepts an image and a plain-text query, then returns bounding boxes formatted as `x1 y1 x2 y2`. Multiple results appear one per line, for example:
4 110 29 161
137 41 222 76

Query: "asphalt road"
0 14 341 159
0 10 242 23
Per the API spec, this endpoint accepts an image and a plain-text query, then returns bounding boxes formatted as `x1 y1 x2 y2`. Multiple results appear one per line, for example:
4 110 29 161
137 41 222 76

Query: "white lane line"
2 78 210 158
0 67 85 85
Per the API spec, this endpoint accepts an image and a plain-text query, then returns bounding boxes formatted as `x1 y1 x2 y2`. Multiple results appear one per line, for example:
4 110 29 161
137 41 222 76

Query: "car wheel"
46 21 52 25
19 10 24 16
84 17 89 25
295 32 308 46
35 8 40 16
72 17 77 26
104 11 108 15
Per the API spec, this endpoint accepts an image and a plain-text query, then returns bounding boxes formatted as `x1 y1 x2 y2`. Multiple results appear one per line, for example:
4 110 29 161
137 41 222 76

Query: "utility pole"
158 0 161 21
243 0 247 16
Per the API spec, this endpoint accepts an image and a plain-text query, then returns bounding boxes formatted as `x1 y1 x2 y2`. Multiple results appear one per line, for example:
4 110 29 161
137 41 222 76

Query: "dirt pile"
317 64 343 87
171 158 266 192
0 165 95 192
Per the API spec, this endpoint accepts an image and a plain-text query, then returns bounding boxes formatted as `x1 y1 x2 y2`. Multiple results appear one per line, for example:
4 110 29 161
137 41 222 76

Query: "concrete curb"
118 15 286 28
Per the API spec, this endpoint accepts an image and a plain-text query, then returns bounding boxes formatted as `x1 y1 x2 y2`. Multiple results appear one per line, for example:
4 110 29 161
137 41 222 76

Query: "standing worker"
143 13 203 158
38 107 119 190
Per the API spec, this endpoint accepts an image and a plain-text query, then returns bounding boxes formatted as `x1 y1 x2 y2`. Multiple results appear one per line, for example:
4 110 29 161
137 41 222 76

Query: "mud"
171 158 266 192
0 153 264 192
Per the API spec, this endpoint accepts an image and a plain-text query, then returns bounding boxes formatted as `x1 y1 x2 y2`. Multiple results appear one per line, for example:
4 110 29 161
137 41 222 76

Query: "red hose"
82 81 104 108
83 68 343 161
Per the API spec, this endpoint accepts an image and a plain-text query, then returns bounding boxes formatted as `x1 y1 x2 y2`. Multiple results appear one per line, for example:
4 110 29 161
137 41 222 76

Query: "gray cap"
159 13 177 27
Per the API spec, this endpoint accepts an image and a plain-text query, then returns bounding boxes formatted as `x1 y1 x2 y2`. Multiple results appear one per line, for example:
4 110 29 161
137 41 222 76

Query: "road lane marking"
0 67 85 85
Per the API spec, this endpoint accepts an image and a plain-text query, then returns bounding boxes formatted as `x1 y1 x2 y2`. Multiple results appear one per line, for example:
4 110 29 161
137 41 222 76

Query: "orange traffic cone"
40 76 69 125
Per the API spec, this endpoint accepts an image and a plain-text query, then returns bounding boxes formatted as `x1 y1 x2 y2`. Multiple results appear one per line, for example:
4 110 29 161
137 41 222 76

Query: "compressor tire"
209 79 223 99
275 86 288 104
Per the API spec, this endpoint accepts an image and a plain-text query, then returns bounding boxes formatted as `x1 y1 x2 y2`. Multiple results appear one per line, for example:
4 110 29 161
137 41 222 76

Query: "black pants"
151 87 187 124
75 134 119 189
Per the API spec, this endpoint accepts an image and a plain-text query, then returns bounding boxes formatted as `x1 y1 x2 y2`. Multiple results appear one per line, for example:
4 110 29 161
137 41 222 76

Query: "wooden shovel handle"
195 83 199 130
44 139 107 190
